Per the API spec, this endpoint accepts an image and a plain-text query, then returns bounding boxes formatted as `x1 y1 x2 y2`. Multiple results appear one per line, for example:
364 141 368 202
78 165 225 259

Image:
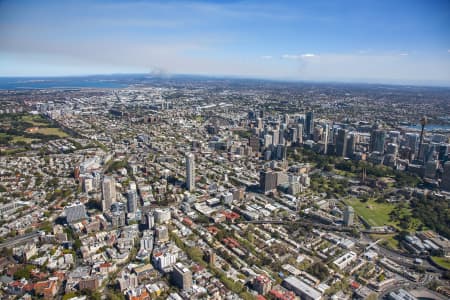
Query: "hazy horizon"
1 0 450 86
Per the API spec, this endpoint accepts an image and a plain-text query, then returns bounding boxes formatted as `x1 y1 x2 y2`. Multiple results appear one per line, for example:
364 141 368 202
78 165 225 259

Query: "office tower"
313 126 323 142
441 161 450 191
172 263 193 291
289 127 298 144
370 129 386 153
297 124 304 144
248 136 260 152
335 128 348 157
283 113 290 125
424 160 438 179
260 170 277 193
405 133 420 155
65 202 87 223
279 129 286 145
257 117 263 129
305 111 314 138
127 189 138 214
386 143 398 156
438 144 449 161
186 153 195 192
343 206 354 226
271 130 279 146
323 124 329 154
102 176 116 212
346 132 357 158
264 134 273 148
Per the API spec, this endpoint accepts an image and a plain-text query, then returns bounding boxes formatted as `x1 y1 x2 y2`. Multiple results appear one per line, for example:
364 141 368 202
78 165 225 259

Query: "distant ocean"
0 77 130 89
406 124 450 132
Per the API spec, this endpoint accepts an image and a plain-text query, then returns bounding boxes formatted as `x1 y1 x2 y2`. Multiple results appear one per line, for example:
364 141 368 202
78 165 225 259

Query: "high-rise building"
343 206 354 226
271 130 279 146
264 134 273 148
172 263 193 291
441 161 450 191
346 132 357 158
405 133 420 156
305 111 314 138
297 124 304 144
260 170 277 193
154 208 171 224
65 202 87 223
249 136 260 152
323 124 329 154
127 189 138 214
102 176 116 212
370 129 386 153
424 160 438 179
186 153 195 192
386 143 399 156
335 128 348 157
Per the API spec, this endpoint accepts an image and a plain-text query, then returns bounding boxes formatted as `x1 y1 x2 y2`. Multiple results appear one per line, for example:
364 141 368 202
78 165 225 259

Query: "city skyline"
1 0 450 86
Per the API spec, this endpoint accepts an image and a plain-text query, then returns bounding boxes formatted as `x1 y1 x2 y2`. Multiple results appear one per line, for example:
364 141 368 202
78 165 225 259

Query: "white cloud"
281 54 301 60
399 53 409 56
281 53 317 60
260 55 273 60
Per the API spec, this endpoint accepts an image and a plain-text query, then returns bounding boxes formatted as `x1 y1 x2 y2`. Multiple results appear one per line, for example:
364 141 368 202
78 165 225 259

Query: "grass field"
345 198 395 227
36 127 68 137
21 114 49 126
12 136 38 143
345 198 423 231
370 233 400 250
431 256 450 270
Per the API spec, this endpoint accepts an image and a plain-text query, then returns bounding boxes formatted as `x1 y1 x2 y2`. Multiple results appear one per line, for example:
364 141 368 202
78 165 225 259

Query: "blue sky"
1 0 449 85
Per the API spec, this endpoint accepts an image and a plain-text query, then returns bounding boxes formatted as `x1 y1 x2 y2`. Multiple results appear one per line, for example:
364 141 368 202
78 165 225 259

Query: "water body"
0 77 130 89
406 124 450 132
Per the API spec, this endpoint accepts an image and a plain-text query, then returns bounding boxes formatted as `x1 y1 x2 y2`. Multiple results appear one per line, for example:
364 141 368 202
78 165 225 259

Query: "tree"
307 262 329 281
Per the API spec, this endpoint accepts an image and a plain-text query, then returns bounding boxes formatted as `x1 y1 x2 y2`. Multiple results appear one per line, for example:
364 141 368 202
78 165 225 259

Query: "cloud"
260 55 273 60
281 54 301 60
399 53 409 56
448 49 450 53
281 53 317 60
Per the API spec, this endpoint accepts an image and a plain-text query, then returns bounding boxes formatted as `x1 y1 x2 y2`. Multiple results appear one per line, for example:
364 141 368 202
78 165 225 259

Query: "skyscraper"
370 129 386 153
260 169 277 193
336 128 348 157
343 206 354 226
346 132 357 158
186 153 195 192
102 176 116 212
442 161 450 191
305 111 314 138
127 189 138 214
323 124 329 154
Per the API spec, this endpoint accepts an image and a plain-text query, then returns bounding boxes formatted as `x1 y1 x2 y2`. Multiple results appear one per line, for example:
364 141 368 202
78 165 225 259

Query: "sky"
0 0 450 85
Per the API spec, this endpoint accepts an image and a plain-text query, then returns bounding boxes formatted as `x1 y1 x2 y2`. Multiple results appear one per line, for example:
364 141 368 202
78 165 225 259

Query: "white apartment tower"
186 153 195 192
102 176 116 212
